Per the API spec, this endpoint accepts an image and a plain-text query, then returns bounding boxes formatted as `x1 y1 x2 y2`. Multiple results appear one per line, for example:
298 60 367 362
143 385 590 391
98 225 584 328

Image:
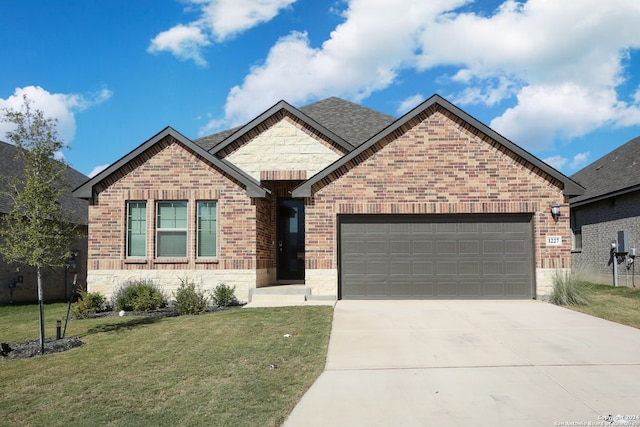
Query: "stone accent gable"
222 115 345 181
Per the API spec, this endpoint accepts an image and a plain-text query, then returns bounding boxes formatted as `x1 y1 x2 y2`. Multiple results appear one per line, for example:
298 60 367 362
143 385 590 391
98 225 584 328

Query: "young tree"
0 96 79 354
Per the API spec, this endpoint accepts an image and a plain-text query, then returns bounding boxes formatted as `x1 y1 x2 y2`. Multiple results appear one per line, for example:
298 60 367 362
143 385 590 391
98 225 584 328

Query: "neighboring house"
73 95 583 302
0 141 88 304
570 136 640 286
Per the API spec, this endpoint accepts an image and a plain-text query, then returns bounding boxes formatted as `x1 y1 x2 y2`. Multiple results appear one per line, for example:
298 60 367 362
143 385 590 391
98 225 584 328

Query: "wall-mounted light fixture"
551 201 560 221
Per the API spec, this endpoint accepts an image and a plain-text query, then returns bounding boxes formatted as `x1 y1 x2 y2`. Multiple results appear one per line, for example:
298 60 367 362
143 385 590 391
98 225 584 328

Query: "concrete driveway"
284 300 640 427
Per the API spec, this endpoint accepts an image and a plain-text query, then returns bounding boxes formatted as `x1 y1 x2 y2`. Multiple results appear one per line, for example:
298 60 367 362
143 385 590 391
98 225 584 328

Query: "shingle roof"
0 140 88 225
570 135 640 205
194 97 397 152
292 94 584 198
299 97 396 146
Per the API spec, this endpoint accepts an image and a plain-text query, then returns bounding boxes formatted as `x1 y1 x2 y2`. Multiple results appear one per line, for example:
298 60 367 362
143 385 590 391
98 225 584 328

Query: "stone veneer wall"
303 105 571 299
86 136 259 300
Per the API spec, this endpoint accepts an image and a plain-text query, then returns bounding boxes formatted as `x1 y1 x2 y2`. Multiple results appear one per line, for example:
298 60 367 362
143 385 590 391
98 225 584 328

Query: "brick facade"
571 191 640 286
303 106 570 297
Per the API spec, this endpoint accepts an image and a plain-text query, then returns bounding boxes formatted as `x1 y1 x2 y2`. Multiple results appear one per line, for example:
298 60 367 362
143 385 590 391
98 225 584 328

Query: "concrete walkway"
284 300 640 427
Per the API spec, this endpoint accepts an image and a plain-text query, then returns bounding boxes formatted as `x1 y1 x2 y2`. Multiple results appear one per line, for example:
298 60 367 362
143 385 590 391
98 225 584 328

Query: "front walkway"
284 300 640 426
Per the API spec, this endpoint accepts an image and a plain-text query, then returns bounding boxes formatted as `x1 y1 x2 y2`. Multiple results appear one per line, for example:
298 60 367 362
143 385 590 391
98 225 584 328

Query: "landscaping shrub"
112 279 167 312
173 278 209 315
211 283 238 307
550 270 590 306
71 291 108 319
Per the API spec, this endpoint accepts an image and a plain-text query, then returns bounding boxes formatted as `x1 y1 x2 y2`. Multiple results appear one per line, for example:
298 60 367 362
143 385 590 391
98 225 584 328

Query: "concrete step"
249 285 310 304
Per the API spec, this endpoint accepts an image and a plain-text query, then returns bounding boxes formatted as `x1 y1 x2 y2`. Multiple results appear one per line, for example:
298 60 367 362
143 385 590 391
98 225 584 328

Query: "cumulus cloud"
570 152 590 170
397 94 425 115
148 0 296 66
0 86 112 144
88 164 110 178
542 155 567 171
201 0 640 154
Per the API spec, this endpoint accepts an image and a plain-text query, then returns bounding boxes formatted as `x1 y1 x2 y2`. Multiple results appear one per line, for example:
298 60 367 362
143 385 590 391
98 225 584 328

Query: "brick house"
0 140 88 304
73 95 583 302
570 136 640 286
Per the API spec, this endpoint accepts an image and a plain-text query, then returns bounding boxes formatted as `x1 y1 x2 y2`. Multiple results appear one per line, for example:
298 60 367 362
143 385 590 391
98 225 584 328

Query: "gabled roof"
0 140 89 225
72 127 268 199
194 97 396 153
292 94 585 198
570 135 640 206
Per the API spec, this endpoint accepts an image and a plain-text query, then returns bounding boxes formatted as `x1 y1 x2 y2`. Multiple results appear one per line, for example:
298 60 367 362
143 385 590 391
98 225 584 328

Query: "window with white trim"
156 201 188 258
197 201 217 257
127 201 147 257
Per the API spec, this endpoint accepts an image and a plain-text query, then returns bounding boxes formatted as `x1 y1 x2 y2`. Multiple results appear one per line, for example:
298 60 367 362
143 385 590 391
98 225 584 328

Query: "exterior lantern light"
551 201 560 221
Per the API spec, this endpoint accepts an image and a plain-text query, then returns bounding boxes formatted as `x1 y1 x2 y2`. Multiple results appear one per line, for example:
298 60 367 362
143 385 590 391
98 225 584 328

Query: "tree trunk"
38 266 45 355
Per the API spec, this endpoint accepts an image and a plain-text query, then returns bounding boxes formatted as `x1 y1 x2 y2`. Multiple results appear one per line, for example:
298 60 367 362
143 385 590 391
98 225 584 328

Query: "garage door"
339 215 534 299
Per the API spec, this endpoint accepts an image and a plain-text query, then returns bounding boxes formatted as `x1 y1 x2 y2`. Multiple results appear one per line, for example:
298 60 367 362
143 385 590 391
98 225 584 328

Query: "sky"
2 0 640 180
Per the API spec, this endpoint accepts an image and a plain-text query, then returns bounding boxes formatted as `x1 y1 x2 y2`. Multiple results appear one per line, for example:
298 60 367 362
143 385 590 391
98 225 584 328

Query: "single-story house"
570 136 640 286
0 140 88 304
73 95 583 302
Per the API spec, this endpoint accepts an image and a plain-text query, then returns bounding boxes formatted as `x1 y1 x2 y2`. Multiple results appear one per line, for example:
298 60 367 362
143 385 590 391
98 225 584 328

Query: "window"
197 201 217 257
571 209 583 251
156 201 188 257
127 202 147 257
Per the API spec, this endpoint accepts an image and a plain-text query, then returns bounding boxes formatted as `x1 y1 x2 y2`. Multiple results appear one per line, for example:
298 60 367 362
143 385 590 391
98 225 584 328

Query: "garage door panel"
340 215 533 299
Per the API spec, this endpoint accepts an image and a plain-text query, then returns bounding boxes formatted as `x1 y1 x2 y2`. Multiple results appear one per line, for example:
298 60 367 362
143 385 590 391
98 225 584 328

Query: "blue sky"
2 0 640 179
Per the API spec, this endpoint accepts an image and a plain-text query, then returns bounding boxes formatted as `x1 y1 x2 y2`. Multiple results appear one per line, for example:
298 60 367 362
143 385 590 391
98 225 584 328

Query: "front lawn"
0 303 333 426
563 283 640 329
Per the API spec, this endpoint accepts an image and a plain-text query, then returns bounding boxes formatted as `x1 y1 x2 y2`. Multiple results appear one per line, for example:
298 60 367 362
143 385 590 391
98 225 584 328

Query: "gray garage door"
339 215 534 299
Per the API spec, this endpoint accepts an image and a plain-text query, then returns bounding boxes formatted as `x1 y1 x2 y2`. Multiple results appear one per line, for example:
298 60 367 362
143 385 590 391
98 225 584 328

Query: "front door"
277 199 305 283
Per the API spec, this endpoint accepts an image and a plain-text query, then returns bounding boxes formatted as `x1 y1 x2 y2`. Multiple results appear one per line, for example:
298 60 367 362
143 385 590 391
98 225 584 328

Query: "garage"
339 214 534 300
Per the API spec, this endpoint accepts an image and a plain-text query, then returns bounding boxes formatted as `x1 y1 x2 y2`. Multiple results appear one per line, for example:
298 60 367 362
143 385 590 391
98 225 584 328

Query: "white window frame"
197 201 218 258
126 201 147 258
156 201 188 258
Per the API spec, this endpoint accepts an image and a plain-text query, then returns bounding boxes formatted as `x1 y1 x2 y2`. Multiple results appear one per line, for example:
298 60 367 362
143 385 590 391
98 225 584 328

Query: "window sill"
124 258 148 264
153 258 189 264
195 258 219 264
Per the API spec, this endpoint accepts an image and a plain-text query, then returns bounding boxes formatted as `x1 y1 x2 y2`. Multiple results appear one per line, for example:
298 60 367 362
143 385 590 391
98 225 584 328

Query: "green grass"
0 303 333 426
565 283 640 329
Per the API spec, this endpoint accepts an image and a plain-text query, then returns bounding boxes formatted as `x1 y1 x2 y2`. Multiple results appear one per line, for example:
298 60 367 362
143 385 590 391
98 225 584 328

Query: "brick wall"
572 191 640 285
86 136 257 294
304 106 570 296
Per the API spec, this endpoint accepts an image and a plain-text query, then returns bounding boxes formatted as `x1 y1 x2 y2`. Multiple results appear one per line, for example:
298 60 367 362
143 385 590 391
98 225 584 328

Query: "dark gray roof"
299 97 396 146
292 94 584 198
570 135 640 206
0 140 88 225
194 97 397 152
73 127 268 199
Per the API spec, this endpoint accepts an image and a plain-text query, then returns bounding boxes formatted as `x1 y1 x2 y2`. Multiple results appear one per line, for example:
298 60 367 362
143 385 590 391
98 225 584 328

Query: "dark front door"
277 199 305 283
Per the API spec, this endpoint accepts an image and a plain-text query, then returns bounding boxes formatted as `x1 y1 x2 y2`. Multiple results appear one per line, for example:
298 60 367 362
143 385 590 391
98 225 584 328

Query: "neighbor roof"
292 94 584 198
0 140 89 225
570 135 640 206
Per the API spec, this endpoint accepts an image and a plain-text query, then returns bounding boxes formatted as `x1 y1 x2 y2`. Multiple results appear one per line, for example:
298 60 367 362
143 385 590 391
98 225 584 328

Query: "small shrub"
112 279 167 312
211 283 238 307
550 270 590 306
71 291 107 318
174 278 209 315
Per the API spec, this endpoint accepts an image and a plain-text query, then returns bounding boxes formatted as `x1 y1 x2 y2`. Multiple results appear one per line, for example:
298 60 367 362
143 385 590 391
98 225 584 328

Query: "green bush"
211 283 238 307
112 279 167 312
550 270 590 306
71 291 107 319
174 278 209 315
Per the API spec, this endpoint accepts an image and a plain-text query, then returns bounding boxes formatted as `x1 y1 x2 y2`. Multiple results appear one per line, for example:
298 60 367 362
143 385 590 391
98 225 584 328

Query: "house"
570 136 640 286
0 140 88 304
72 95 583 302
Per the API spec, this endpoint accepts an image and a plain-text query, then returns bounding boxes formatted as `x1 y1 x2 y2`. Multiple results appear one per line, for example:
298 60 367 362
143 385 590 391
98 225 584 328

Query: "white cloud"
570 152 590 170
202 0 640 153
148 0 296 66
88 164 110 178
542 155 567 171
397 94 425 115
0 86 112 144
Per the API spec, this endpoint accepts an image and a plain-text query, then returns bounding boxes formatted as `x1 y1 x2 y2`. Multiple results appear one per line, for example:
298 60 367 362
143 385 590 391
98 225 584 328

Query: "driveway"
284 300 640 427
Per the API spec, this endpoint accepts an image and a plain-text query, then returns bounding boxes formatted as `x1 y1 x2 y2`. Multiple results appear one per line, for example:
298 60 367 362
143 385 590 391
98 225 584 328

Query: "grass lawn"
563 283 640 329
0 303 333 426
